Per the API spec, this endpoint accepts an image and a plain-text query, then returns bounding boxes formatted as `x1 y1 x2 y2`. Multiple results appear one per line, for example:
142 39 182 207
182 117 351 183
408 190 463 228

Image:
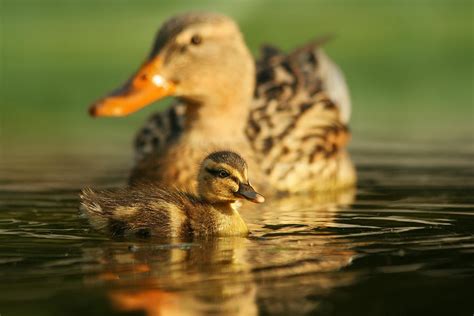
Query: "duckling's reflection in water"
83 188 356 315
86 237 257 316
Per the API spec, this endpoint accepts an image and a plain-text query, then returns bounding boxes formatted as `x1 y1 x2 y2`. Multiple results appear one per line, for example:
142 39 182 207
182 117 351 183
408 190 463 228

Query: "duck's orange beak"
89 57 175 117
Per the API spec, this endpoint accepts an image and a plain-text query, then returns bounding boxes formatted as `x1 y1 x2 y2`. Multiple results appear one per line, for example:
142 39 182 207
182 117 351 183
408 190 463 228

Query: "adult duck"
89 12 356 194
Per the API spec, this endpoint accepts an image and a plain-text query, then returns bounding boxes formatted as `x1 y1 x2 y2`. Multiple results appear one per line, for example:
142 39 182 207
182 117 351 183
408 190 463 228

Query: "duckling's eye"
205 167 230 178
218 170 230 178
190 34 202 46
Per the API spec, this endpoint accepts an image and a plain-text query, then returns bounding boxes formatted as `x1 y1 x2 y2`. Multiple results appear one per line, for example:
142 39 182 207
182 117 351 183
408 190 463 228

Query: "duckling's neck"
208 201 238 215
212 202 249 236
198 201 248 237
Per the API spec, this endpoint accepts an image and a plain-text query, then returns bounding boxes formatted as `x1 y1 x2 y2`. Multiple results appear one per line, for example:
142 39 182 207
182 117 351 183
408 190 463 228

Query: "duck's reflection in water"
83 187 357 315
243 188 357 314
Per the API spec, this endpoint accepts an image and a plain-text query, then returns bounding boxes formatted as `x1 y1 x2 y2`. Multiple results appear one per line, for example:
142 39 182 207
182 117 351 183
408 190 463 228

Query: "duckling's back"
79 186 196 238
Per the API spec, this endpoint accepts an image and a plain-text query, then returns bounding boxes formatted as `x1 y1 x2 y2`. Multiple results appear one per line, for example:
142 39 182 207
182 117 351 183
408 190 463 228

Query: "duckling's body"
80 151 263 238
80 187 248 238
90 12 356 194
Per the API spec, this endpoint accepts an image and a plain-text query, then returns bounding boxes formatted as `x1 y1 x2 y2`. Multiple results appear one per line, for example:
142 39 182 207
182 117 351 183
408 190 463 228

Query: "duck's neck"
181 88 253 143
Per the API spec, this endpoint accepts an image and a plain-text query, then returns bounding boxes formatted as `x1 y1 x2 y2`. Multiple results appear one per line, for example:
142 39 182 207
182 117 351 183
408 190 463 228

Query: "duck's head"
89 12 255 117
197 151 264 204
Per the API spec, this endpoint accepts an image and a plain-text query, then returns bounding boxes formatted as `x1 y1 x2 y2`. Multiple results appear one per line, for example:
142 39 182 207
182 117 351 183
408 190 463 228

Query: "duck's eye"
190 34 202 45
218 170 230 178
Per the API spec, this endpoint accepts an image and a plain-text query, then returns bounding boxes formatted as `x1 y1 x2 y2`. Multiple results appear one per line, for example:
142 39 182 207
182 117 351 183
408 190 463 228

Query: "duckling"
89 12 356 194
79 151 264 238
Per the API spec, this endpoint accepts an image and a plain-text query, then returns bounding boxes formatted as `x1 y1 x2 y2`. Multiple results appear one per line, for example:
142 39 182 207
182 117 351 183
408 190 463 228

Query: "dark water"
0 140 473 316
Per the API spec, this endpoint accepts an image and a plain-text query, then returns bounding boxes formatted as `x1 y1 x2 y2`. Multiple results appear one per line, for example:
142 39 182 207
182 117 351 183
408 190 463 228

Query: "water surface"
0 140 472 315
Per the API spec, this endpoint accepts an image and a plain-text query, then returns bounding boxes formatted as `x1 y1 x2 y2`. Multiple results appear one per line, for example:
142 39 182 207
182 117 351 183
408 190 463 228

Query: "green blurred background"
1 0 472 156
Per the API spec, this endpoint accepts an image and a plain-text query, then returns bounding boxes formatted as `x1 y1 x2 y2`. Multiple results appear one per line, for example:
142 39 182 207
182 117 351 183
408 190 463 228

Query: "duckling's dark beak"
236 183 265 203
89 56 176 117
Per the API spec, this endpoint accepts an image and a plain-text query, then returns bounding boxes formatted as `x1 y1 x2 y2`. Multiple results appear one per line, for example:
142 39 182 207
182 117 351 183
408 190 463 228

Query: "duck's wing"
254 36 351 122
246 39 353 191
133 102 186 163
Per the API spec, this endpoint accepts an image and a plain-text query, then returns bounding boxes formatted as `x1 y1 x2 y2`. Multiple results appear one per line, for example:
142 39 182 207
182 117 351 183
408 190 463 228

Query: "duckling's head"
197 151 264 204
90 12 255 117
